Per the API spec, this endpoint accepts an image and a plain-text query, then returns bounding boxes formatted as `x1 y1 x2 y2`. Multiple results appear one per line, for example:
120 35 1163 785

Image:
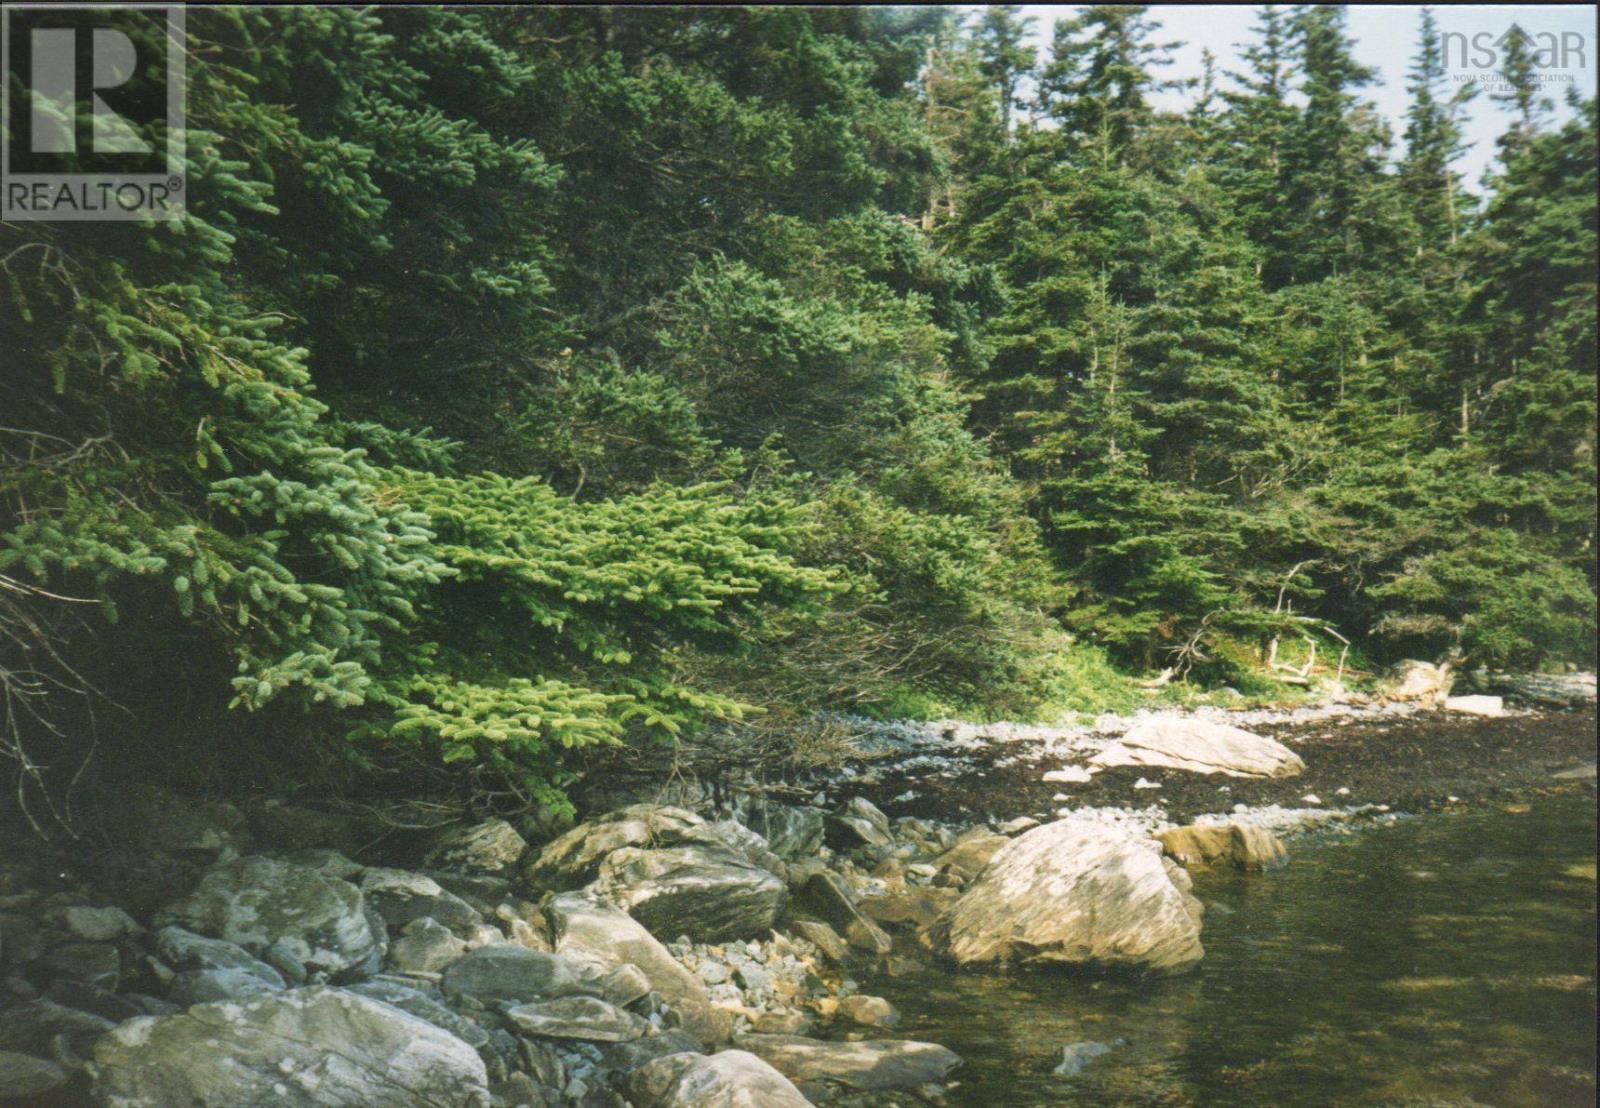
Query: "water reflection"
864 795 1597 1106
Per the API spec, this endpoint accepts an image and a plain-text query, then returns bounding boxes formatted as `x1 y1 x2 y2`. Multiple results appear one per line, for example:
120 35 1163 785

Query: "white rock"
1090 718 1305 778
1301 794 1322 805
1133 778 1162 790
1443 695 1506 718
1041 766 1093 784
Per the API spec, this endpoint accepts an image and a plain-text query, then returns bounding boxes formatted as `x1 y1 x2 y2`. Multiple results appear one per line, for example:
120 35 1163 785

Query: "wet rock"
360 868 482 936
1443 694 1506 718
939 821 1205 974
797 873 892 955
1157 823 1287 871
624 1049 810 1108
90 986 489 1107
595 845 786 943
153 856 379 979
736 1034 961 1093
543 892 727 1045
1090 718 1305 779
424 820 529 877
507 996 648 1042
523 806 715 892
0 1050 68 1100
825 798 893 852
837 994 899 1028
1053 1040 1114 1077
440 945 598 1004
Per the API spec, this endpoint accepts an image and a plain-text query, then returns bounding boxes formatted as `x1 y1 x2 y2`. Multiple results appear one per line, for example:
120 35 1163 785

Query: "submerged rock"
938 820 1205 974
153 856 380 979
1053 1040 1115 1077
594 843 786 943
1091 718 1305 779
736 1034 962 1093
90 986 489 1107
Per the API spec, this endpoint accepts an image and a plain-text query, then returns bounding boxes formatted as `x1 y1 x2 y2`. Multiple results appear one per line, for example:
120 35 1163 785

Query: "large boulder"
506 996 648 1042
544 892 727 1045
522 805 717 892
1090 718 1304 779
594 844 786 943
1157 823 1287 871
938 820 1204 974
90 986 489 1107
624 1050 810 1108
153 856 380 979
152 926 288 1005
344 977 491 1051
736 1034 961 1094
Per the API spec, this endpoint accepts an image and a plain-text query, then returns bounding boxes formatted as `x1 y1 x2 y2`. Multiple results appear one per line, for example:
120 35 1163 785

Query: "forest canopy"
2 6 1594 812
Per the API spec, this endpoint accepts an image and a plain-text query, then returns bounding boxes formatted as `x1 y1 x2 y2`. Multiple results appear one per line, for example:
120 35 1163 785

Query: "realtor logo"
2 4 185 221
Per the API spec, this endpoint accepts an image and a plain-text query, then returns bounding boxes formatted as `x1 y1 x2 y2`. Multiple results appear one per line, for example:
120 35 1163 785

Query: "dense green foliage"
2 6 1594 811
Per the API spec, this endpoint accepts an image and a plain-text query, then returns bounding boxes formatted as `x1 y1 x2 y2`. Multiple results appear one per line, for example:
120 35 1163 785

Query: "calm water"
867 795 1598 1107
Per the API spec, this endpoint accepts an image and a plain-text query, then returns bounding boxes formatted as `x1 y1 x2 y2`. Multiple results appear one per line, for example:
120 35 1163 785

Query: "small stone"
1302 794 1322 805
697 961 730 985
1133 777 1162 790
1041 767 1092 785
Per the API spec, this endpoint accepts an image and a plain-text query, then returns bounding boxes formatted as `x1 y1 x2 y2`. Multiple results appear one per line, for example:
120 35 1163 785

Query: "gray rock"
90 986 489 1107
1486 671 1596 706
62 906 142 943
388 916 469 975
736 1034 962 1092
123 786 252 857
523 806 716 892
152 926 287 988
424 819 529 876
738 802 825 863
154 856 379 979
360 868 482 935
506 996 648 1042
594 844 786 943
599 1029 701 1075
0 998 117 1059
440 944 598 1004
625 1049 810 1108
345 977 491 1049
544 893 727 1045
169 966 286 1006
825 797 893 851
0 1050 68 1100
939 821 1205 974
42 941 120 989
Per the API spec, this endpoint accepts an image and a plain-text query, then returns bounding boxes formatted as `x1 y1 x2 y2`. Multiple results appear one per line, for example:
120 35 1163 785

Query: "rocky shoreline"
0 673 1593 1106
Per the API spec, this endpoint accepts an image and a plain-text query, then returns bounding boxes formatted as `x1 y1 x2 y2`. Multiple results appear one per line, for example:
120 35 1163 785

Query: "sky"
994 4 1597 188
